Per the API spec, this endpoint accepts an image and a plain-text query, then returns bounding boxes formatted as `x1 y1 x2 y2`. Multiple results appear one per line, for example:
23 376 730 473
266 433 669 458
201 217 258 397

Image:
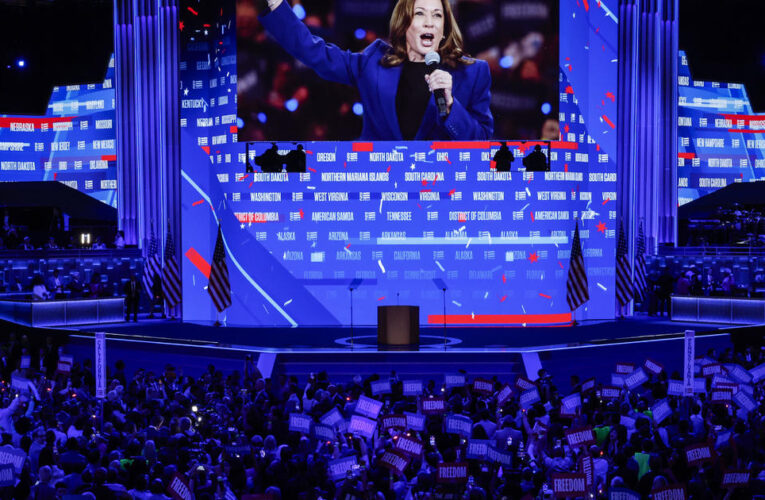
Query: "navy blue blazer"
260 2 494 140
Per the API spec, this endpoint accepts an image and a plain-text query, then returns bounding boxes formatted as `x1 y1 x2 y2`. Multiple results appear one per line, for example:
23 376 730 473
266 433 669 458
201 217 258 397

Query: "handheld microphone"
425 51 448 119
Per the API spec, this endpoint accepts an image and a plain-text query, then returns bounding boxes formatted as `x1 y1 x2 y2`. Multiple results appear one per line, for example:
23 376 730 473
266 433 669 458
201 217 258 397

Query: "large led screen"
236 0 559 141
179 0 618 327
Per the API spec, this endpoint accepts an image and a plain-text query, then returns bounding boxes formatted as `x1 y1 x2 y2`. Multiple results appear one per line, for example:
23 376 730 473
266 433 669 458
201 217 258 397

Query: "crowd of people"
0 224 125 251
0 328 763 499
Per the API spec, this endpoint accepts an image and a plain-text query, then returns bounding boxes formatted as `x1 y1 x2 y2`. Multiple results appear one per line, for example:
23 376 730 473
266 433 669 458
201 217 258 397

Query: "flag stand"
214 310 221 327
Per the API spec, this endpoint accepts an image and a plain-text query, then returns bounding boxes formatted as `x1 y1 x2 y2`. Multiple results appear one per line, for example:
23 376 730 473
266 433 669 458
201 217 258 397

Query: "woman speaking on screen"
256 0 494 140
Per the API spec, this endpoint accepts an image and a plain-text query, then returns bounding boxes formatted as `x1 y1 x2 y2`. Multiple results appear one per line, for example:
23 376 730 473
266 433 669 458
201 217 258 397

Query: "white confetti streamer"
435 261 445 272
283 299 293 306
466 238 472 248
378 260 386 273
597 282 607 291
452 300 462 307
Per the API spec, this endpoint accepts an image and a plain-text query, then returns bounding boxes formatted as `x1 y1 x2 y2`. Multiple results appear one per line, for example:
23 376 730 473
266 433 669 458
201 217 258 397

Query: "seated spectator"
21 235 35 250
67 272 85 298
92 237 107 250
32 275 51 301
46 269 63 296
114 231 126 249
44 236 59 250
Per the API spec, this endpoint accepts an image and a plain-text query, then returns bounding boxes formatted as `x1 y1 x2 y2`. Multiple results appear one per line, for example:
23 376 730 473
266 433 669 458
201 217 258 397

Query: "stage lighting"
292 3 306 20
499 55 513 69
285 99 298 112
541 102 552 115
16 59 25 68
80 233 91 246
352 103 363 116
354 29 366 40
257 112 267 123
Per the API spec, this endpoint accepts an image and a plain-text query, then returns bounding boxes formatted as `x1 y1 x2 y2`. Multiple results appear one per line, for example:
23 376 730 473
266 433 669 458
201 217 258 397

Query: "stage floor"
69 315 733 352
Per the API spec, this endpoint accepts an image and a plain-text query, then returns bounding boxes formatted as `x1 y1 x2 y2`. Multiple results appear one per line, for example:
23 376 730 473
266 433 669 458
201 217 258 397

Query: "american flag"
162 226 181 307
142 228 161 296
634 221 648 301
566 221 589 311
616 221 633 306
208 224 231 312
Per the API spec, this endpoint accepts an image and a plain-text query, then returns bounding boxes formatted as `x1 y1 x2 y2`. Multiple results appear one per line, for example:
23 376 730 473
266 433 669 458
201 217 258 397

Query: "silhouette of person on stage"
523 144 549 172
285 144 306 173
255 143 284 173
492 142 514 172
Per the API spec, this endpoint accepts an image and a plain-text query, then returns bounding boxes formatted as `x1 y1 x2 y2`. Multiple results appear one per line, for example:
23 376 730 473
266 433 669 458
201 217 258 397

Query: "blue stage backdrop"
677 51 765 205
0 56 118 208
178 0 618 327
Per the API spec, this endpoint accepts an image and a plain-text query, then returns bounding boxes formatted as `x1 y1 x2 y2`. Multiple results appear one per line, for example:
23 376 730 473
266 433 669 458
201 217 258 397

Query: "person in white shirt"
32 275 51 300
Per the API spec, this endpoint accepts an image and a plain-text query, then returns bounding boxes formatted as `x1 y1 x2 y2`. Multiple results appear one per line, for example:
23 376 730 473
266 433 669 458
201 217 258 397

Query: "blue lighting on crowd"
352 103 364 116
541 102 552 115
292 4 306 20
354 29 366 40
16 59 26 68
285 99 299 112
499 56 513 69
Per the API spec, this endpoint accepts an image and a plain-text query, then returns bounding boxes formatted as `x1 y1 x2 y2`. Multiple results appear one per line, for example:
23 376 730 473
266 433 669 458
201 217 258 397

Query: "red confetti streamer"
192 200 204 207
346 244 351 249
377 296 386 301
564 164 569 172
539 293 552 299
308 167 317 173
432 173 439 184
602 115 616 129
606 92 616 102
583 0 590 11
602 198 610 205
239 174 250 182
386 165 391 172
187 6 198 15
558 261 565 269
185 247 210 278
500 295 507 302
678 152 695 159
448 189 456 196
531 212 535 222
248 181 254 189
179 21 184 31
299 209 304 219
502 275 507 284
352 142 374 152
565 85 574 94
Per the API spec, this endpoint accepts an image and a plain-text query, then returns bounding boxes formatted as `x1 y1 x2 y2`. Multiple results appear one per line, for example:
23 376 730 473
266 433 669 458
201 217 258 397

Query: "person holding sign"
254 0 493 140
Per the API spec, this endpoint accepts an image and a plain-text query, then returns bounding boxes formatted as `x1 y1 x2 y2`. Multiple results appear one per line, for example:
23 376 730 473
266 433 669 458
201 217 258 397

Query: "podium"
377 305 419 350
